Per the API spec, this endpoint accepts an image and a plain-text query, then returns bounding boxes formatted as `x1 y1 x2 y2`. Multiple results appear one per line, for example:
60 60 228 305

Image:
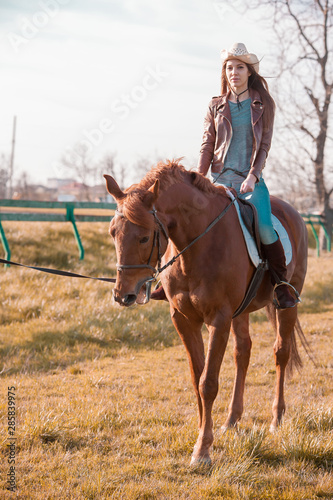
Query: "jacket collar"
215 88 264 122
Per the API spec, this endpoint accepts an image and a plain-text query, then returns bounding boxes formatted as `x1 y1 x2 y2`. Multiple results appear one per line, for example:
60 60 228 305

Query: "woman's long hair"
221 61 275 131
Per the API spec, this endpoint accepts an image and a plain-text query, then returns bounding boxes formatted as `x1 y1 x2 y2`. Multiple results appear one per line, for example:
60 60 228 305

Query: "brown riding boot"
262 239 300 309
150 285 167 301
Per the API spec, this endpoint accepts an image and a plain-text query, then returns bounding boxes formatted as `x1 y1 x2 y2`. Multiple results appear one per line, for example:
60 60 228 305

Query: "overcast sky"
0 0 274 185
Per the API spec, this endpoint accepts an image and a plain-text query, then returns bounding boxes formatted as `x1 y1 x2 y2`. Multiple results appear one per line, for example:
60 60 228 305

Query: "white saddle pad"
226 189 292 268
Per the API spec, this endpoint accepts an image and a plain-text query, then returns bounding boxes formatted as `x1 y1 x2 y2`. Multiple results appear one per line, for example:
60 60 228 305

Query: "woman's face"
225 59 251 93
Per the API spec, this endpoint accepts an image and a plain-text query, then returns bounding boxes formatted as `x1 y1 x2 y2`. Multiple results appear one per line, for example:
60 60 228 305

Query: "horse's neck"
158 183 231 247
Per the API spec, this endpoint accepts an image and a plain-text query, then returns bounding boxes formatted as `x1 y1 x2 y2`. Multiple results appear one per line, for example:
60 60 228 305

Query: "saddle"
225 187 292 267
237 197 262 257
224 187 292 317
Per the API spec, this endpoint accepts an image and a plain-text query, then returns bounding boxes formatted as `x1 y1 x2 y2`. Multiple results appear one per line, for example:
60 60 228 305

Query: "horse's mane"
120 159 225 229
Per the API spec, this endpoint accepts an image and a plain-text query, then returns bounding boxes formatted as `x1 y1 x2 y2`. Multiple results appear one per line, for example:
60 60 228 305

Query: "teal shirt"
211 98 253 193
210 98 277 245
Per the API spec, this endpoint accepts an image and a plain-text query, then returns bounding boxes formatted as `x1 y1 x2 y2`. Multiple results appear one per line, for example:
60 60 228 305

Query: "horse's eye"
140 236 149 244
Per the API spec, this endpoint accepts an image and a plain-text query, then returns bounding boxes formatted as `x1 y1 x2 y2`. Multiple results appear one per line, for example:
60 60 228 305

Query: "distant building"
57 194 76 202
10 177 115 203
47 178 76 190
56 181 87 201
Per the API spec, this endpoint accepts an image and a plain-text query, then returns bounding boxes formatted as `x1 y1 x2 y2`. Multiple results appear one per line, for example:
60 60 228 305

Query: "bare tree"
116 162 128 190
60 143 95 201
98 153 161 189
97 153 128 190
132 158 154 183
14 171 32 199
273 1 332 202
130 153 165 184
234 0 333 246
98 154 117 180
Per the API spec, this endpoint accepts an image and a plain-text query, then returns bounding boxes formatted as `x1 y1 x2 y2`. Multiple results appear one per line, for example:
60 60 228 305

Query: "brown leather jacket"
197 88 274 181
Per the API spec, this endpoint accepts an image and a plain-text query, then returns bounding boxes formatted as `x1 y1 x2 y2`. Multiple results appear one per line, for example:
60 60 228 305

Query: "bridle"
114 198 236 303
115 205 168 274
115 205 169 302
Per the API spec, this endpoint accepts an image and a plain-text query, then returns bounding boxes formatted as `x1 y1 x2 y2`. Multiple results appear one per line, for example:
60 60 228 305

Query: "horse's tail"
290 317 317 375
288 318 303 377
265 305 316 377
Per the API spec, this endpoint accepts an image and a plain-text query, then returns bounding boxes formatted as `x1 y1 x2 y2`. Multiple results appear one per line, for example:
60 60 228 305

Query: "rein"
158 198 236 275
114 198 236 303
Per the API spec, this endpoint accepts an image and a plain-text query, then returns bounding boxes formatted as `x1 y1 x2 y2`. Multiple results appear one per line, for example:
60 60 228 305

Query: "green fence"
301 213 331 257
0 200 331 265
0 199 116 264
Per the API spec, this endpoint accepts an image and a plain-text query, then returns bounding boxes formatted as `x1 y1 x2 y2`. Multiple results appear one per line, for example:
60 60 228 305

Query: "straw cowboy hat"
221 42 260 72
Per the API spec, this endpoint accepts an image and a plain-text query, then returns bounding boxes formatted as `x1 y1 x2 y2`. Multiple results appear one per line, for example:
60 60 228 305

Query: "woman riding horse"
104 159 308 465
152 42 299 309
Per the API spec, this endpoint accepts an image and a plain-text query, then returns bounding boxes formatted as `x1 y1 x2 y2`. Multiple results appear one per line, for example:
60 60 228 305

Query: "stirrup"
273 281 301 309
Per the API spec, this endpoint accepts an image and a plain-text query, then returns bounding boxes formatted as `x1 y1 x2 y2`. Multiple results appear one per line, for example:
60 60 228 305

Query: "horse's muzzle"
113 276 154 306
119 293 137 306
113 288 137 307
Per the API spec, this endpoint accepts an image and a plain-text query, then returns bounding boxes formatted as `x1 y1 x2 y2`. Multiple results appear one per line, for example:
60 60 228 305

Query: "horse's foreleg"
170 308 205 428
191 317 231 465
222 313 252 430
270 307 298 431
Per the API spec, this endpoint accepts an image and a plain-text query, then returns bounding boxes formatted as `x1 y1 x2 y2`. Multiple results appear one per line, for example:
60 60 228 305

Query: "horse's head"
104 174 168 306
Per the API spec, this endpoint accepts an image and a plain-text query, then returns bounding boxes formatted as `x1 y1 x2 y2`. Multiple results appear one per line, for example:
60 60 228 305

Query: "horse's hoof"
190 455 212 467
221 422 238 434
269 422 278 433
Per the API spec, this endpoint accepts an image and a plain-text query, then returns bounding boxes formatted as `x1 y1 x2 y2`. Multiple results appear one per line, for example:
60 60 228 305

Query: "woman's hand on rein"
240 174 256 194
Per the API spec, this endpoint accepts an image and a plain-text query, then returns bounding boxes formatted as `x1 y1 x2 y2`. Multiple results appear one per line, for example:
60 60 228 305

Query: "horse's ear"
104 174 126 201
149 179 159 199
143 180 159 208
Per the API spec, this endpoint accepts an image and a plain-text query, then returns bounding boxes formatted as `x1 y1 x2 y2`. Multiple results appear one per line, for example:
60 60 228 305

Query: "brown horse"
104 160 308 466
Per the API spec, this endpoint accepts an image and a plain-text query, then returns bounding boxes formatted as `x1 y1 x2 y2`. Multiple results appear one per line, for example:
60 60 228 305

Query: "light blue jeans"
212 172 278 245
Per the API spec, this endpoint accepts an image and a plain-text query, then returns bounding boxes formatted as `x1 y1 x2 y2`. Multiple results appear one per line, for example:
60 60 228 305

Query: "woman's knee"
259 225 278 245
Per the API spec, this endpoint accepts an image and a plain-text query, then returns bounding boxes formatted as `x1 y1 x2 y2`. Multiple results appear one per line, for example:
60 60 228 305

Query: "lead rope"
0 258 116 282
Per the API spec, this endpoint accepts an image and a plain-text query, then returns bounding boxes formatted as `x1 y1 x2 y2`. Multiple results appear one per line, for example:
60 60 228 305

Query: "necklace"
231 87 249 109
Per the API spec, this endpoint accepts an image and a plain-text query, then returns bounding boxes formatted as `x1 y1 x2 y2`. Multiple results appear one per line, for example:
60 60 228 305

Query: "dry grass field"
0 221 333 499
